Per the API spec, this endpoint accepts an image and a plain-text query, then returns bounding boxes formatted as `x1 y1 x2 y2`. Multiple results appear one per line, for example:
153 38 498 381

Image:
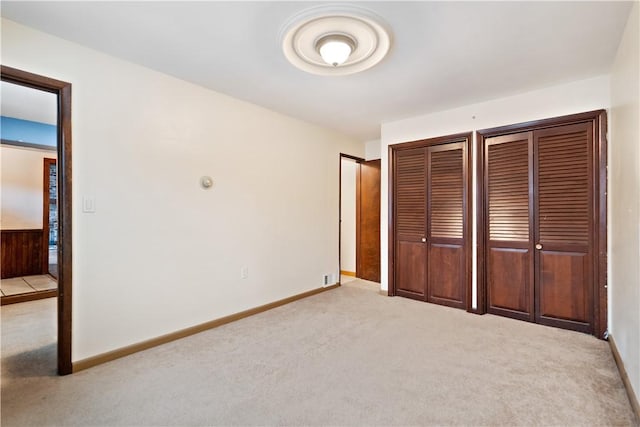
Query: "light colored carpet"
1 280 636 426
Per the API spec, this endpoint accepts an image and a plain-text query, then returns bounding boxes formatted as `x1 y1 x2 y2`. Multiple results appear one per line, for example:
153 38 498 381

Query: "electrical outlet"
82 196 96 213
240 266 249 279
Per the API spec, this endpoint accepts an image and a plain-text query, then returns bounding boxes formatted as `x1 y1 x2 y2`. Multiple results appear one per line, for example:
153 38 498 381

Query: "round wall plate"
280 5 392 76
200 176 214 189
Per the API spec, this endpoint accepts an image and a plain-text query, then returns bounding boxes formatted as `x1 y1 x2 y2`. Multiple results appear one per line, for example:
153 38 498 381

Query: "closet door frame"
476 110 607 338
388 132 473 311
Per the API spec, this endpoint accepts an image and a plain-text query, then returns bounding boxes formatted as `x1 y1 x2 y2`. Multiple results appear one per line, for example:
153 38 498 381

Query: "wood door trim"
609 335 640 423
596 112 608 341
476 110 607 338
1 65 73 374
1 289 58 306
42 158 56 275
355 161 361 278
476 110 606 136
388 132 473 311
339 153 365 284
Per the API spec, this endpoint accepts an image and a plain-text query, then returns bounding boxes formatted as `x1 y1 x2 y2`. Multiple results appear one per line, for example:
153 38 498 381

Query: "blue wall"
1 116 57 147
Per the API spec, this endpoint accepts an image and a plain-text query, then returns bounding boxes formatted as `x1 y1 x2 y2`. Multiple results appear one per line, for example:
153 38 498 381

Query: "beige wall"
0 145 56 230
365 139 381 160
1 18 363 361
610 2 640 404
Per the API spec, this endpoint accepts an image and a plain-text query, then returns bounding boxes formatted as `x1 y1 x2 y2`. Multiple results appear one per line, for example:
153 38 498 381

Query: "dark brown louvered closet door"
427 143 466 308
394 148 427 300
485 132 534 321
392 136 470 307
534 123 594 333
484 122 596 334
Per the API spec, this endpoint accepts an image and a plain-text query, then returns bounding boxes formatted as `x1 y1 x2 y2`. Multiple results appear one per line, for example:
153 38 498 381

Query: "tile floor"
0 275 57 296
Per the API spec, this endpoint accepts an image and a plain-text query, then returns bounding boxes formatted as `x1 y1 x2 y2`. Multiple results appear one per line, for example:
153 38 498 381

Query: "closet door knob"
535 243 543 250
421 238 426 243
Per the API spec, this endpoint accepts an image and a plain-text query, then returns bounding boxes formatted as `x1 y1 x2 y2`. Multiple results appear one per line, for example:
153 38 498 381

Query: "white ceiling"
1 1 633 141
1 81 58 125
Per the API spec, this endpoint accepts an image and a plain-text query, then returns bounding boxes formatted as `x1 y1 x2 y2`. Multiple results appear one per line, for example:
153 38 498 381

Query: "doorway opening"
339 154 381 284
1 82 58 301
1 66 73 375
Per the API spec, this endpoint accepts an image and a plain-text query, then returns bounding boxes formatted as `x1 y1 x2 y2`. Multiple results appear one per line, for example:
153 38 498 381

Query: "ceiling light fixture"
316 34 357 67
280 5 392 76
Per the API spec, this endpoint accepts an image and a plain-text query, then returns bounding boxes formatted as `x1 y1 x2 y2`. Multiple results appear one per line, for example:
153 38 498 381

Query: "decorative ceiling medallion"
280 5 392 76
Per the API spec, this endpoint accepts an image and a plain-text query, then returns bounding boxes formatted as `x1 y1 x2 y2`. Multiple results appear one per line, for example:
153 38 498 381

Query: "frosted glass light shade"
319 40 352 66
316 35 356 67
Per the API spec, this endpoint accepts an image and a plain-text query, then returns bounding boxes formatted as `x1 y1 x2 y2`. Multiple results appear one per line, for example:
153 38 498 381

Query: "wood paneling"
357 160 381 282
1 229 44 279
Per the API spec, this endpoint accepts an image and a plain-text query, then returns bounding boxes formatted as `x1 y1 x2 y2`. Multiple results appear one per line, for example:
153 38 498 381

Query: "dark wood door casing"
477 110 607 338
1 65 73 374
389 133 472 311
356 160 381 282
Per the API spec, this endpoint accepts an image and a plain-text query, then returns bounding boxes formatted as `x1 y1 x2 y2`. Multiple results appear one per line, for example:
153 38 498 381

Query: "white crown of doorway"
280 4 392 76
